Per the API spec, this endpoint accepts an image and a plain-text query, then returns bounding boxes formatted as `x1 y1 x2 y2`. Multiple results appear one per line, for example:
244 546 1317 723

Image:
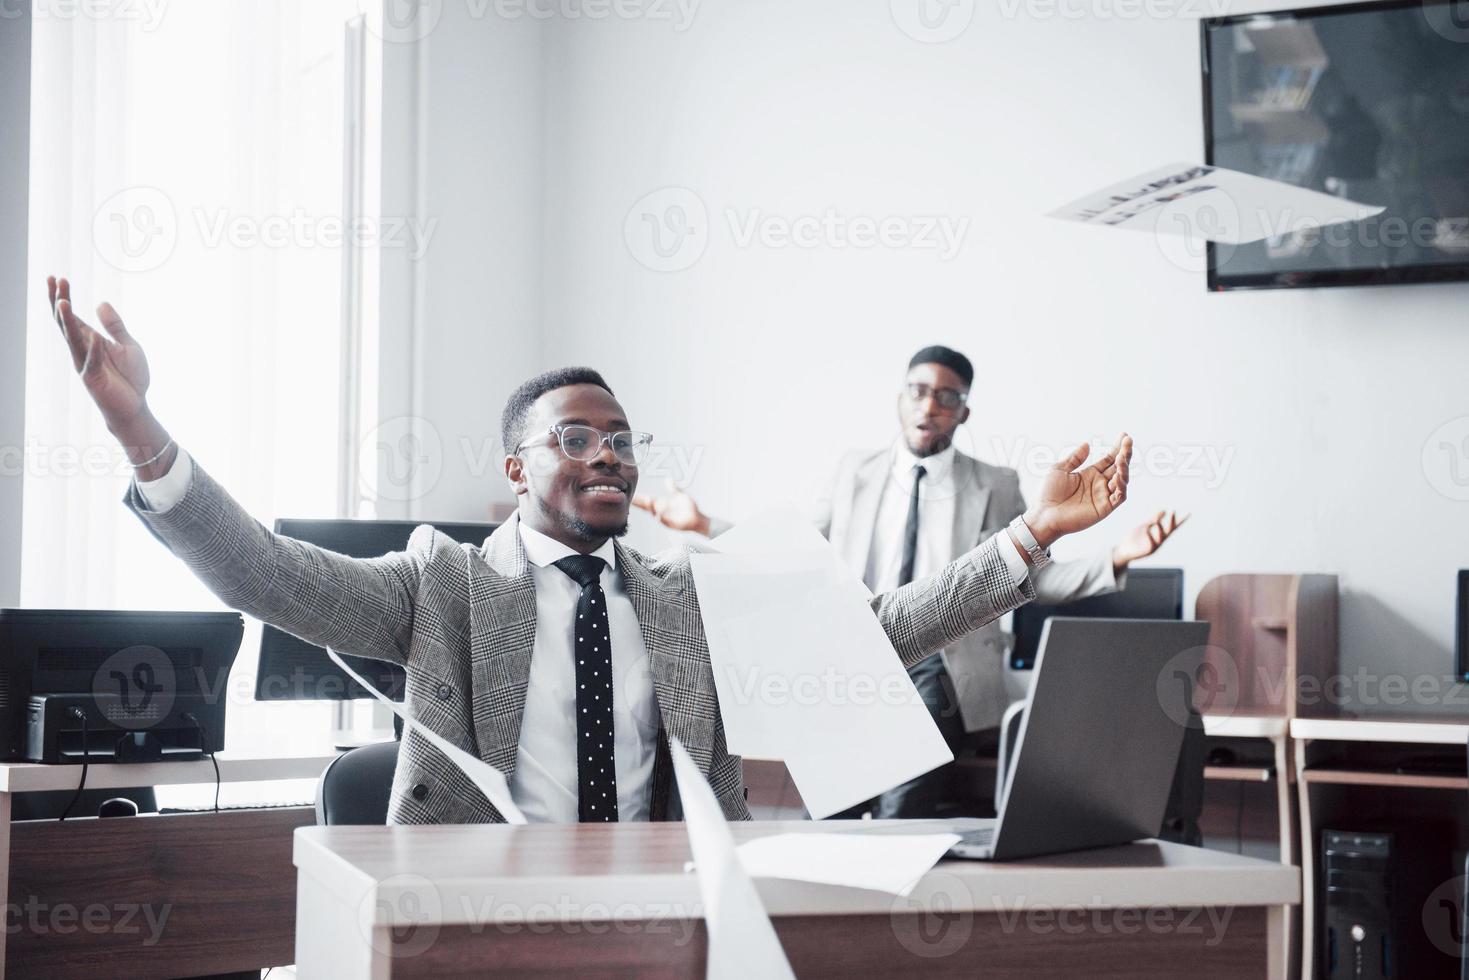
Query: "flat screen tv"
1202 0 1469 290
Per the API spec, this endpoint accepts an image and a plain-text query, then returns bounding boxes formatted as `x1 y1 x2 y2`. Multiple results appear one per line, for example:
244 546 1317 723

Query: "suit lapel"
845 452 890 584
614 541 714 777
467 514 538 777
951 452 992 554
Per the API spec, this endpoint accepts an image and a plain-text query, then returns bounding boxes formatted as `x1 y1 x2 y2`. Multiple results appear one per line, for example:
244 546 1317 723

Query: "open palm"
48 276 151 429
1027 434 1133 542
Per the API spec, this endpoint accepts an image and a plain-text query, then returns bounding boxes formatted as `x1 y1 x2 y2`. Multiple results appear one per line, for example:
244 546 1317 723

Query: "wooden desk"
1291 716 1469 979
1 749 340 978
294 821 1299 979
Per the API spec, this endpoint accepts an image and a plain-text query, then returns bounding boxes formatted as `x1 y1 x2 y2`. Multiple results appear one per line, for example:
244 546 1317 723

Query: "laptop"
948 618 1211 861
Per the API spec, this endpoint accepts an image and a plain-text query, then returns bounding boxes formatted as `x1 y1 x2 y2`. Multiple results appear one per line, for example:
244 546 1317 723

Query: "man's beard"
556 507 629 543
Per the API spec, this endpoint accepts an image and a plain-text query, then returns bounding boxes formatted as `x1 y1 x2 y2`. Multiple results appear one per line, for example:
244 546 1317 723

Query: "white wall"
400 0 1469 714
0 3 30 608
374 2 546 524
528 0 1469 714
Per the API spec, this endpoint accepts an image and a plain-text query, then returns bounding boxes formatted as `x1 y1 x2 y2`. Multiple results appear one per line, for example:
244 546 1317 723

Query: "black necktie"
898 463 926 587
553 554 619 823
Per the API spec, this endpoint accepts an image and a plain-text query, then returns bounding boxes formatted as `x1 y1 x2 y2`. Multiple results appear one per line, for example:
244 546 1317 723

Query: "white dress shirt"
511 522 658 822
865 443 1029 593
136 448 660 823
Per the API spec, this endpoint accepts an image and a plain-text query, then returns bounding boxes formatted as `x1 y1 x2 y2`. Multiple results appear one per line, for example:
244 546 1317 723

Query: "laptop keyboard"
957 827 995 848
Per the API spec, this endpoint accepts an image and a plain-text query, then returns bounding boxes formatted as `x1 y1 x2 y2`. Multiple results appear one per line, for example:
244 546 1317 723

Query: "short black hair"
908 345 974 388
501 367 615 453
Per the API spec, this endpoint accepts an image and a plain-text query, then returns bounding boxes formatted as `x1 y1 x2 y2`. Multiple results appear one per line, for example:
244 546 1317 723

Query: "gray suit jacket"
813 448 1121 733
123 455 1035 824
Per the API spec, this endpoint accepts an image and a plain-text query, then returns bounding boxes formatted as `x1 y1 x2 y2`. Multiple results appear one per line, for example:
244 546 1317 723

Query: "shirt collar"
518 521 617 572
893 441 957 485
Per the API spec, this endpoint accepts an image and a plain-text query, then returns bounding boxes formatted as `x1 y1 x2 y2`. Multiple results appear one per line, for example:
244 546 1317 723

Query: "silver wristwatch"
1007 516 1053 572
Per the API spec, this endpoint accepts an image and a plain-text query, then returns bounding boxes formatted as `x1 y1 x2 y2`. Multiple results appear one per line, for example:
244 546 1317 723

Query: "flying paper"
691 517 953 818
1048 161 1384 244
325 646 527 824
669 737 796 980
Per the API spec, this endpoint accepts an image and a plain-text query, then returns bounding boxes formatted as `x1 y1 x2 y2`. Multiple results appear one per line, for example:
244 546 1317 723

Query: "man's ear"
504 454 529 496
959 406 971 426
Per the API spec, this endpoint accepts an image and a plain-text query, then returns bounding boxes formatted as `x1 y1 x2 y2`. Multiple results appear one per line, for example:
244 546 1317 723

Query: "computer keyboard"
957 827 994 848
160 800 314 814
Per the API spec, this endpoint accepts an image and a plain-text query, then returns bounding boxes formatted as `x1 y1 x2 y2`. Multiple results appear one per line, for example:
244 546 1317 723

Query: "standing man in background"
634 345 1186 818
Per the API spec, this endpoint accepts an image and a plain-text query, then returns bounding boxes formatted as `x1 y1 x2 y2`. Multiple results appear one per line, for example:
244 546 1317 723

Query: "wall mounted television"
1201 0 1469 290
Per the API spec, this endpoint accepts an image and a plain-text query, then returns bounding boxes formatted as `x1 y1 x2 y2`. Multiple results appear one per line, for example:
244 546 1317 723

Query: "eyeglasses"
904 382 968 410
515 424 654 466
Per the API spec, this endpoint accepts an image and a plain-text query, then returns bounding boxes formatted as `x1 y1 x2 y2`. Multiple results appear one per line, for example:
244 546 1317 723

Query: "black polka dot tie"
553 554 619 823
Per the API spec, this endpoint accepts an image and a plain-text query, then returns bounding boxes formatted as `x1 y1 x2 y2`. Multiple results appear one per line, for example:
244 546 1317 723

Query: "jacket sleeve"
1032 553 1124 603
122 452 434 666
870 533 1035 669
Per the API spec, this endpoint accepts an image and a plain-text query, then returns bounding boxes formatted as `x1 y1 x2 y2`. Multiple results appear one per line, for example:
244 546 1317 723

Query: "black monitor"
1457 570 1468 684
253 519 497 702
0 608 245 761
1009 568 1185 670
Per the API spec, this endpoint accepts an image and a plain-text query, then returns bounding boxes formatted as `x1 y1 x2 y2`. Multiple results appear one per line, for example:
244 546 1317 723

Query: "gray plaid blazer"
123 455 1034 824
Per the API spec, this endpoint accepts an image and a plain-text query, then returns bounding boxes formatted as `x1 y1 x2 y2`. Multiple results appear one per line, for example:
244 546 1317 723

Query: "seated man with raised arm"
48 276 1134 825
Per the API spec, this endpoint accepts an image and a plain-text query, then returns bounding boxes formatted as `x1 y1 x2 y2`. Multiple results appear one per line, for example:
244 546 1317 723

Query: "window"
23 0 375 801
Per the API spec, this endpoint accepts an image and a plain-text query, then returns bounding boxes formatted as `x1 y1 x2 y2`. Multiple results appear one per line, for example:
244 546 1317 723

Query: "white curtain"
22 0 366 783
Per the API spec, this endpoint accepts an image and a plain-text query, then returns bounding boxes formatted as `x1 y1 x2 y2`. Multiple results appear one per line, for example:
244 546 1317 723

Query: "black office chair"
315 740 399 826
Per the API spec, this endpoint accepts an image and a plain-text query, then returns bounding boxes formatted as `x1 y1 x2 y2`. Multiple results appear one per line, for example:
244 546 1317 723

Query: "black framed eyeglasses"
904 382 968 410
515 424 654 465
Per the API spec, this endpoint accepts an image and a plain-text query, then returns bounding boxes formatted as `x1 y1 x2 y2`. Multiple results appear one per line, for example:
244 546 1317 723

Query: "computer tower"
1322 828 1458 979
1322 830 1393 979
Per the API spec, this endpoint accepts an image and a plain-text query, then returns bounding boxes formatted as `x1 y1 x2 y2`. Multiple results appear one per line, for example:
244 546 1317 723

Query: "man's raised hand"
48 276 152 434
1022 434 1133 548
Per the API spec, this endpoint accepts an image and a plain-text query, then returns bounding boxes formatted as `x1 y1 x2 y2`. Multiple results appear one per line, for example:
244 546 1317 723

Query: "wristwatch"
1007 516 1053 572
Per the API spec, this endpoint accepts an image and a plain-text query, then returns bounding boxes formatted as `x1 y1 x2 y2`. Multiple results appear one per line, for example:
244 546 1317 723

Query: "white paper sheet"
325 646 527 824
1048 161 1385 244
689 549 953 817
710 504 871 599
669 737 795 980
737 832 960 897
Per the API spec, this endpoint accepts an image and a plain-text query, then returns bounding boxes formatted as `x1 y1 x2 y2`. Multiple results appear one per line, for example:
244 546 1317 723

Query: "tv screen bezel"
1200 0 1469 292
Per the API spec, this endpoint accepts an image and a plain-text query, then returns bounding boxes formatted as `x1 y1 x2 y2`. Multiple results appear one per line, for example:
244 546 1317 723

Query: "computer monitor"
1008 567 1184 670
1457 570 1468 684
0 608 245 760
253 519 498 702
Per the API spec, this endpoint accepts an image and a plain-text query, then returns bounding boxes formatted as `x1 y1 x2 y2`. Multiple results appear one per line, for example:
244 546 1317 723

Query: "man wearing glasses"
51 276 1138 824
635 345 1185 819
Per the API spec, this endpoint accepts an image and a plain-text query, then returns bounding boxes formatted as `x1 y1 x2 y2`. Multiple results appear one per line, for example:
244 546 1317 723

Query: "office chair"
992 699 1205 845
315 739 399 826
